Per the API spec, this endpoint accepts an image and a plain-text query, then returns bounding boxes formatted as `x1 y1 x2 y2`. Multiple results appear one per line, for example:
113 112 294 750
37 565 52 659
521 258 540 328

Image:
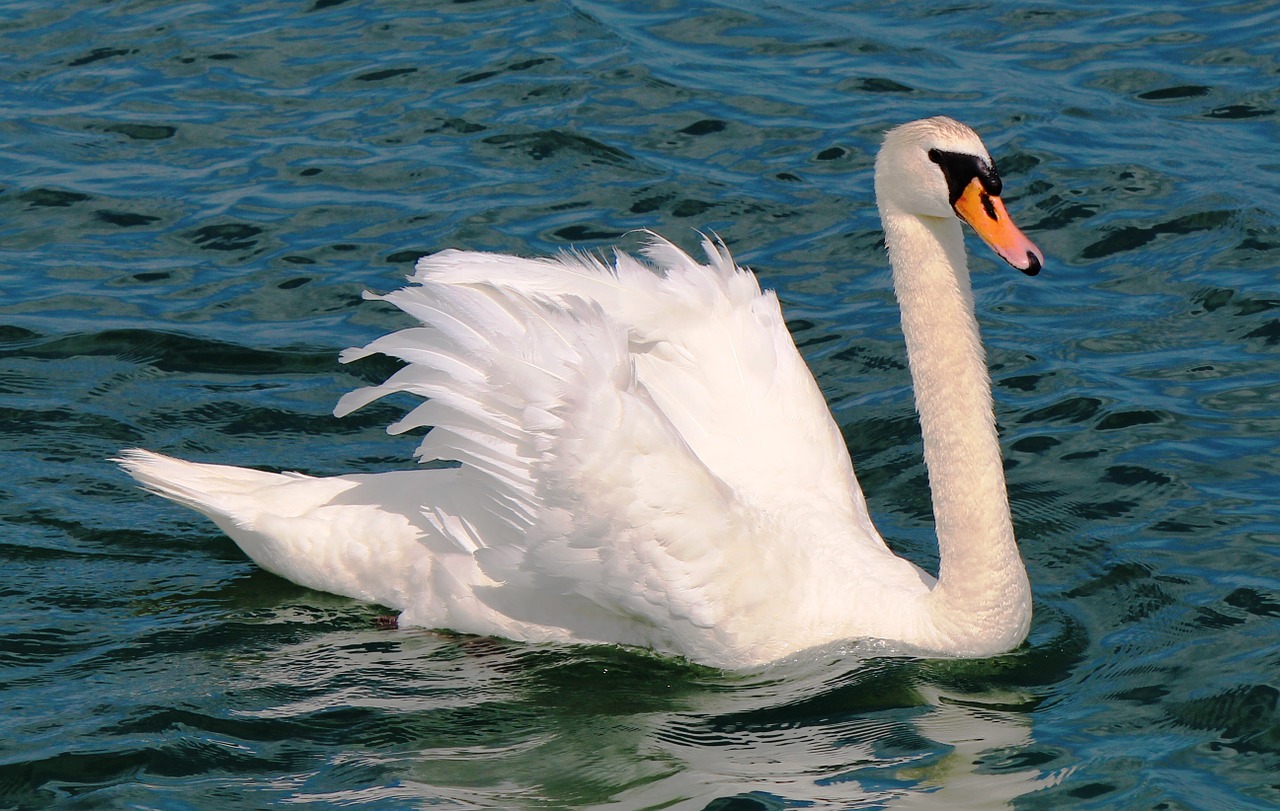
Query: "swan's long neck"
881 205 1031 653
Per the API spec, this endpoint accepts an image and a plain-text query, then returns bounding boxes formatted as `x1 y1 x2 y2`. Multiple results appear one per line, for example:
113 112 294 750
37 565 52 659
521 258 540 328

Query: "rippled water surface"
3 0 1279 808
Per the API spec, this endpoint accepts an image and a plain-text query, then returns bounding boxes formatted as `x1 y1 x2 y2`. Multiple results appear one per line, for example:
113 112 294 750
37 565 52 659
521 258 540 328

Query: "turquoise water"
2 0 1279 807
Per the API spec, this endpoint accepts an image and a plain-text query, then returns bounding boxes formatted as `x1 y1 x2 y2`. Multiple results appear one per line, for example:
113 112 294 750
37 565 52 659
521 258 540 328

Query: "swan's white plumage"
119 237 927 666
120 117 1039 669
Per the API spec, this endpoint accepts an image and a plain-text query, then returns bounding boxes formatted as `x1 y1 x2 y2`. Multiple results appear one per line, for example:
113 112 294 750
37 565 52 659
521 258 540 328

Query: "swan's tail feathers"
114 449 424 608
115 449 315 525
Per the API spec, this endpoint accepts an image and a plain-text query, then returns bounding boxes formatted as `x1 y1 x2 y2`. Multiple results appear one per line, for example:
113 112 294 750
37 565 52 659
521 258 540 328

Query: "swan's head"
875 116 1043 276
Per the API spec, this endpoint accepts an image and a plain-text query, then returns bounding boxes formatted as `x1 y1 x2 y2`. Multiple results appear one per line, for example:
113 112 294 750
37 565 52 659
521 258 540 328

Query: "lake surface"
2 0 1279 808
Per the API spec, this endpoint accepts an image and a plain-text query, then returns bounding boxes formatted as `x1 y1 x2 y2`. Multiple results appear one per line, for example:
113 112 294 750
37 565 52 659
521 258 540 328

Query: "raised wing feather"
414 235 884 548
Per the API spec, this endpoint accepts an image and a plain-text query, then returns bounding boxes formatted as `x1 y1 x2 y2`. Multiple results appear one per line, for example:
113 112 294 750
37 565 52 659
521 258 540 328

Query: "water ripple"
1 0 1278 807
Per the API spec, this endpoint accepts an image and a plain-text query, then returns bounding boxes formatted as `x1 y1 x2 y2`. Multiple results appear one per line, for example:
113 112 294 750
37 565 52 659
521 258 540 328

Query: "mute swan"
119 116 1043 669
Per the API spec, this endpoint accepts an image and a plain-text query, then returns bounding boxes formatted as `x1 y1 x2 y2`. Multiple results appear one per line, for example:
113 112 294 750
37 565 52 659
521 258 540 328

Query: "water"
2 0 1278 807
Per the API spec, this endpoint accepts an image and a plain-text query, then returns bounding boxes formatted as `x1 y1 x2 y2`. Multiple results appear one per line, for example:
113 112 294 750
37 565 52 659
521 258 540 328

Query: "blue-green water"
2 0 1279 807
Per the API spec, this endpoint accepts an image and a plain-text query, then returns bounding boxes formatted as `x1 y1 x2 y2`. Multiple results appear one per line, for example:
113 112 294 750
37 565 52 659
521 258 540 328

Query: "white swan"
119 117 1044 669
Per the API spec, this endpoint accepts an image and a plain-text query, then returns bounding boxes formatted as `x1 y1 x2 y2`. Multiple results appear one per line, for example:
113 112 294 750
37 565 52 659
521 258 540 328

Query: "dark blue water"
2 0 1278 808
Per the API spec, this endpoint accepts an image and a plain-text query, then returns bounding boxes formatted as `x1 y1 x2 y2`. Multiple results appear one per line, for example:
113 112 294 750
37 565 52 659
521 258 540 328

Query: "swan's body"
120 117 1043 669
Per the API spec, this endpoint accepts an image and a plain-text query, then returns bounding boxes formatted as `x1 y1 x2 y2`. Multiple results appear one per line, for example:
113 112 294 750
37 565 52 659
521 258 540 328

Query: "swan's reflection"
224 626 1072 809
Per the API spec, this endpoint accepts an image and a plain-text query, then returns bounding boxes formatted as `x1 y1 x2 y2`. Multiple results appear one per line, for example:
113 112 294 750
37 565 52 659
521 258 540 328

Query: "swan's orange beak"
953 178 1043 276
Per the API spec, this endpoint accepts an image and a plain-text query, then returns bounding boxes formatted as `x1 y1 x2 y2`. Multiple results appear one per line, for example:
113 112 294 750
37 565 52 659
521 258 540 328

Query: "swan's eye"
928 148 1002 205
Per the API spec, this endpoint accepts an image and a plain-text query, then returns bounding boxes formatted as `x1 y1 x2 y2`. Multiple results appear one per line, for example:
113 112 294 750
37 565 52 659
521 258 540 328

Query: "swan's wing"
337 279 757 654
415 236 886 552
333 238 919 656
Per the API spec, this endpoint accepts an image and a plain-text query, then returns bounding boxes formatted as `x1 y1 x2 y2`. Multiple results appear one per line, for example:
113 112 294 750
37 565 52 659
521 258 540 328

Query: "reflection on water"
225 630 1073 809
